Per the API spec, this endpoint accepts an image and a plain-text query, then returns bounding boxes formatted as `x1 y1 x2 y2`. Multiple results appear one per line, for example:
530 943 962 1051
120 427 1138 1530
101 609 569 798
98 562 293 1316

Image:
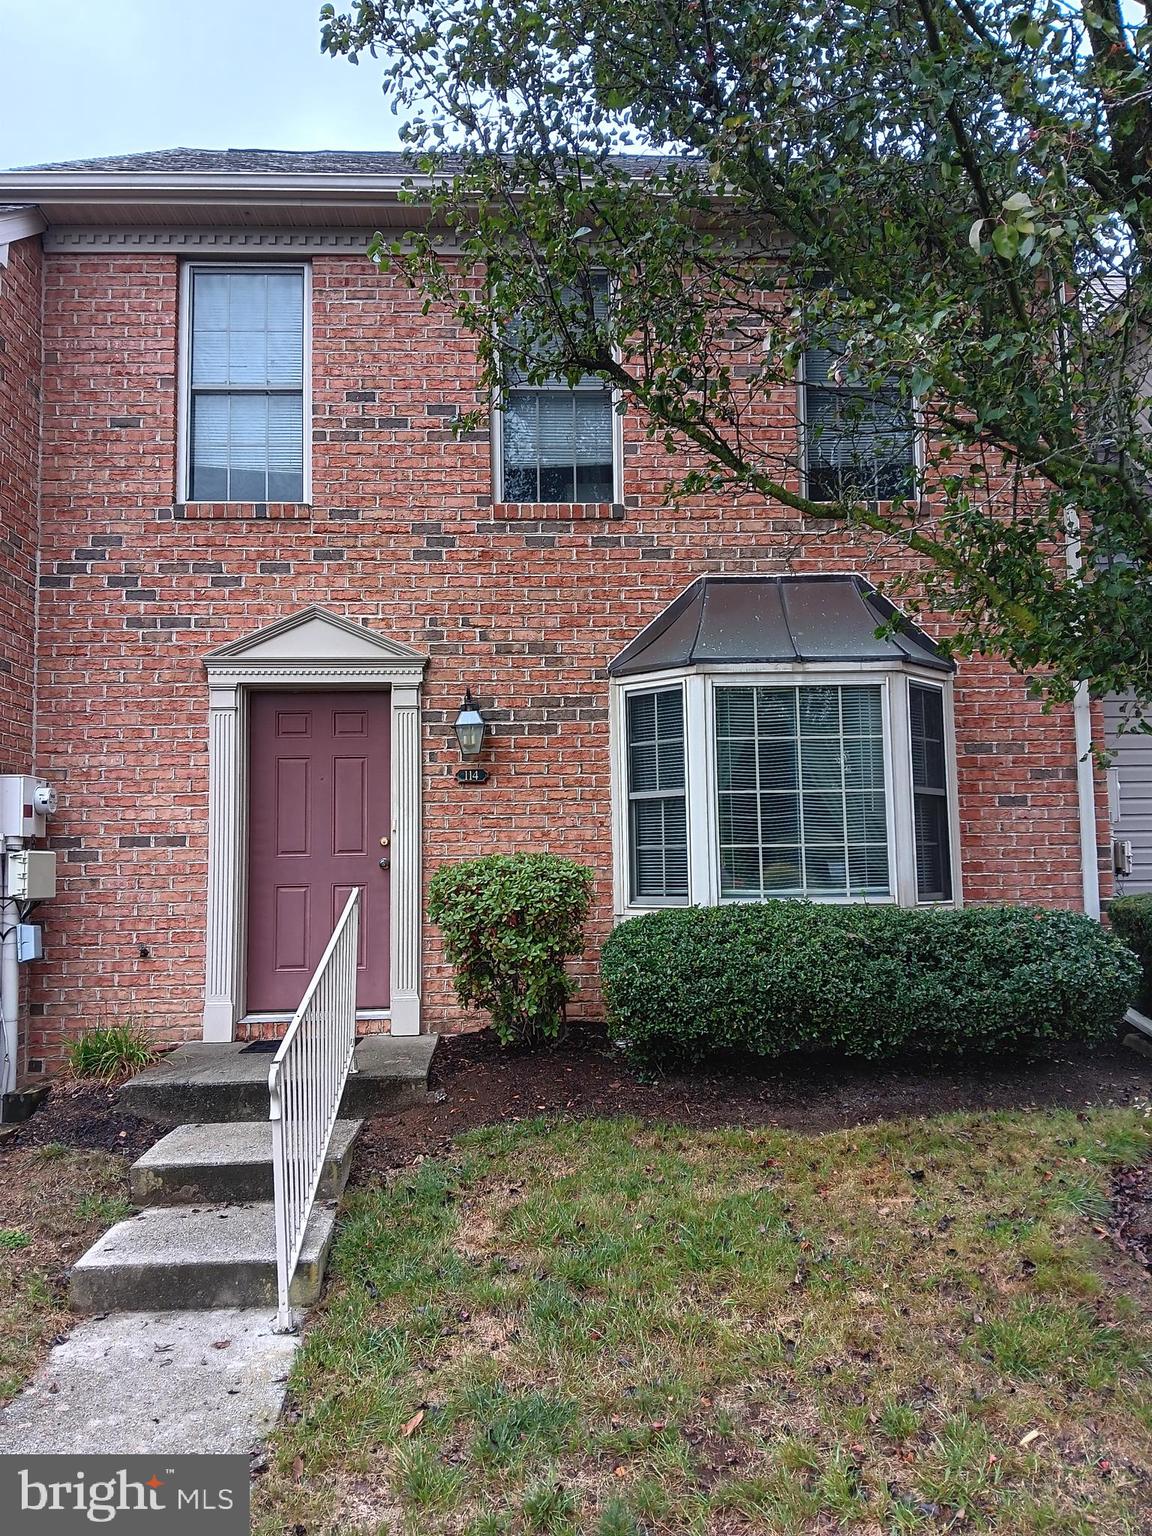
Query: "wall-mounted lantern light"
452 690 487 759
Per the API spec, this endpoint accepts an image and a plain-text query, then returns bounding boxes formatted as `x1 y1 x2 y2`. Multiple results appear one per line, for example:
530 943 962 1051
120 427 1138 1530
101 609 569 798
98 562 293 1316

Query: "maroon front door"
246 690 390 1013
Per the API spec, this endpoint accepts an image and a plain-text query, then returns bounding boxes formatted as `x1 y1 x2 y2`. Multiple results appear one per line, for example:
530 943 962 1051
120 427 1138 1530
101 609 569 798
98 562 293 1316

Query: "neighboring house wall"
0 234 43 775
1104 694 1152 895
19 247 1109 1067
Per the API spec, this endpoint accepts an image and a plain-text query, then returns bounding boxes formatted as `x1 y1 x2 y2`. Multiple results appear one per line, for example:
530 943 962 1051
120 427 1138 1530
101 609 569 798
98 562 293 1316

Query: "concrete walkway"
0 1309 298 1455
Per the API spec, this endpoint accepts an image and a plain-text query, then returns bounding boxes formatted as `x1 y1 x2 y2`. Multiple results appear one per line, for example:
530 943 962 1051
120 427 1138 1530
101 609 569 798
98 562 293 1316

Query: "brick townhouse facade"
0 150 1111 1079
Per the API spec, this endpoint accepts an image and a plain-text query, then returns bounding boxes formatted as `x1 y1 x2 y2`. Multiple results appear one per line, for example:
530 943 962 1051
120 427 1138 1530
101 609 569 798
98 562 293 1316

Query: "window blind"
188 268 305 502
804 346 915 503
909 683 953 901
501 275 614 503
503 392 614 503
626 687 689 900
714 684 891 899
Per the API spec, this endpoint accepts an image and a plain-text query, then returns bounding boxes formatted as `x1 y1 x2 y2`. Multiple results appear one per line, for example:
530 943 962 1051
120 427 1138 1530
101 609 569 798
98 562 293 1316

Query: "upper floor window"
498 277 616 504
803 345 915 502
184 265 307 503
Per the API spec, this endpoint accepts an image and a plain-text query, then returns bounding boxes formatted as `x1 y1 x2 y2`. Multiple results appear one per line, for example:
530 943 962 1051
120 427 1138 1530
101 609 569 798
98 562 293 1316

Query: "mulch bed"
352 1026 1152 1175
1 1080 162 1159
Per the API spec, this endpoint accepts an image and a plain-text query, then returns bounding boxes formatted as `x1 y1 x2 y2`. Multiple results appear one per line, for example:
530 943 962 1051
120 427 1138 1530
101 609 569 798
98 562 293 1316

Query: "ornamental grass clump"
428 853 595 1047
65 1023 157 1080
601 902 1140 1069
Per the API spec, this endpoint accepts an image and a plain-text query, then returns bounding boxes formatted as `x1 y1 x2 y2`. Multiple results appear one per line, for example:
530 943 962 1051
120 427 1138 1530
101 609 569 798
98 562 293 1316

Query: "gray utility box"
16 924 43 962
5 849 57 901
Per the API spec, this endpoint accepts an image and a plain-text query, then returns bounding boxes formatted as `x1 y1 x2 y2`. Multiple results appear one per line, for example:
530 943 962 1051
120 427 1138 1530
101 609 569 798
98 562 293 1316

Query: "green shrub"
66 1023 156 1080
1106 894 1152 1015
428 853 595 1046
601 903 1140 1069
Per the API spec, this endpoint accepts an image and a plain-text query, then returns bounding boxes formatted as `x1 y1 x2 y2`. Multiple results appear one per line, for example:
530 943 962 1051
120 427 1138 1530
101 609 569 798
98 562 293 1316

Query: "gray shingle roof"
14 147 681 176
16 148 423 173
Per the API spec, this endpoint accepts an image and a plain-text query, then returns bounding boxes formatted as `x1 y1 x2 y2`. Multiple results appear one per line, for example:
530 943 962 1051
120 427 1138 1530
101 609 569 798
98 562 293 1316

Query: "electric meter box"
0 776 57 839
5 849 57 901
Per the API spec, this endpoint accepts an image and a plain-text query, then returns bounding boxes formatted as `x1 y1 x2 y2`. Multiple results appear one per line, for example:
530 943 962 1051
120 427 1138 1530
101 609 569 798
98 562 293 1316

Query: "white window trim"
177 260 313 506
492 381 624 506
611 662 960 919
490 275 624 507
796 350 924 505
904 675 965 908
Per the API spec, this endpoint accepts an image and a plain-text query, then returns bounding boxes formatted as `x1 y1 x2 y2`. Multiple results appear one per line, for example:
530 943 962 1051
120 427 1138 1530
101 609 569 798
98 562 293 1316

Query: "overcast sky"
0 0 405 169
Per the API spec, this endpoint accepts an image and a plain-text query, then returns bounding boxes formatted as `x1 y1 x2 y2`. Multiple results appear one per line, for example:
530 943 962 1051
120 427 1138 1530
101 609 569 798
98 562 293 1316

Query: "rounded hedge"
1107 893 1152 1015
600 902 1140 1068
428 852 595 1047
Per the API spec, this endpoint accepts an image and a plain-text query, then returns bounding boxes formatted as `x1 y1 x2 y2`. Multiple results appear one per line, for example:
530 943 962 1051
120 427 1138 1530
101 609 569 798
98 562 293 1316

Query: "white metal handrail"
269 887 360 1330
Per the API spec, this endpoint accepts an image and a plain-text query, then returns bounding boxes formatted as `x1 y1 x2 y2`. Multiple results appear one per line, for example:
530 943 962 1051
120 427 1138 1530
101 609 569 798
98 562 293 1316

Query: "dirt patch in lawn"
4 1079 162 1159
1111 1161 1152 1271
0 1145 133 1403
352 1026 1151 1179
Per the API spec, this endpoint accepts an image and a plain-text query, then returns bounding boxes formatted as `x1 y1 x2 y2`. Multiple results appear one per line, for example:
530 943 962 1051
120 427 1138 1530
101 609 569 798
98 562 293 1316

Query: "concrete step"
129 1120 361 1206
118 1034 437 1126
70 1202 336 1312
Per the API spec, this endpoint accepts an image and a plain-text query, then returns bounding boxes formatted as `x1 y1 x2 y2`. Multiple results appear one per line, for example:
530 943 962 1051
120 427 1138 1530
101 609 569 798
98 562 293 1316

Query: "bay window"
611 576 959 915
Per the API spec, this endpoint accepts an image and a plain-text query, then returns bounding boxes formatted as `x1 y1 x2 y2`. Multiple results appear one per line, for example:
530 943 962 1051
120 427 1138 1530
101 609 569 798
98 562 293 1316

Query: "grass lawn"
255 1107 1152 1535
0 1143 133 1404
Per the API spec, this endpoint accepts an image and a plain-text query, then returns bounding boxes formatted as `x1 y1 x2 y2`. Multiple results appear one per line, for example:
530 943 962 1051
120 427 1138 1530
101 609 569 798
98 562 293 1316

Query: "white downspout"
1065 515 1101 919
1073 681 1101 919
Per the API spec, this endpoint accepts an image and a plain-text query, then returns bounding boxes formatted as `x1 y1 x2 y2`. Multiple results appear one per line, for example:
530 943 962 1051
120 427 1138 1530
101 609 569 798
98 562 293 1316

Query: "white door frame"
202 607 427 1040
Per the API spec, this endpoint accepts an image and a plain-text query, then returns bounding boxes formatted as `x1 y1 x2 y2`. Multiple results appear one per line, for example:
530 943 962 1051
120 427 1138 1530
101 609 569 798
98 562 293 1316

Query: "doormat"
240 1036 365 1054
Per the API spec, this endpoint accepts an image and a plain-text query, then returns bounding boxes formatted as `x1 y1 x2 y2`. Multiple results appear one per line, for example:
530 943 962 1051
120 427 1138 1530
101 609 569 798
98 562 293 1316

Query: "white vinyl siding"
1106 693 1152 894
184 266 307 503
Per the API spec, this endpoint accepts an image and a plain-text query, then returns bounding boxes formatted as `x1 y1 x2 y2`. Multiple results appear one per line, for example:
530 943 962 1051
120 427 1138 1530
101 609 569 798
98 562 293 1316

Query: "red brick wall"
0 236 43 776
22 249 1109 1066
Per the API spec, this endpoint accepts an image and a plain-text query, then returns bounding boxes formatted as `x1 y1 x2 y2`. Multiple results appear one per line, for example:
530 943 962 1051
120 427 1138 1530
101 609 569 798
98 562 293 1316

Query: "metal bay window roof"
608 574 953 677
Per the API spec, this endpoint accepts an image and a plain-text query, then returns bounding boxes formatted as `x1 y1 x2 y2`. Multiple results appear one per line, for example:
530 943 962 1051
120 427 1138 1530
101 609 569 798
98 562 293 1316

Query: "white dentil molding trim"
45 228 379 254
43 228 466 255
